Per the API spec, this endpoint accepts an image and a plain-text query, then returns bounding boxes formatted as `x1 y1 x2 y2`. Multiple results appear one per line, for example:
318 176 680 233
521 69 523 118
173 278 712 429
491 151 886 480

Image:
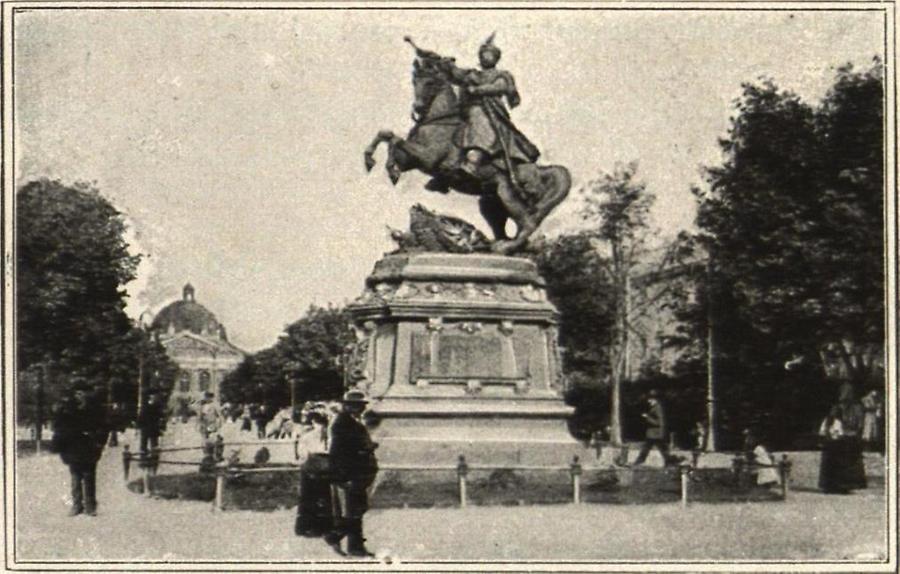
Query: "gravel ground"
12 427 889 566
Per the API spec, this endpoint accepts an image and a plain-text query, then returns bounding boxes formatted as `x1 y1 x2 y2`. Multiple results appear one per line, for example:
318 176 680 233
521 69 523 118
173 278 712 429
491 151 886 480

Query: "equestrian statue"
364 34 571 255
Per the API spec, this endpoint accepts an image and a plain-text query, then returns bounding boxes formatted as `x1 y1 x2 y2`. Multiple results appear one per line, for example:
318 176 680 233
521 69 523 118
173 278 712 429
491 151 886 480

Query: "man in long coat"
324 389 379 558
52 380 109 516
632 389 672 467
137 390 166 454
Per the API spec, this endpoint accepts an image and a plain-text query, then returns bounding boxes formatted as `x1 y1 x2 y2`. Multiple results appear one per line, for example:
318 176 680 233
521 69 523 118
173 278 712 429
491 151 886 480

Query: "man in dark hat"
631 389 672 467
324 389 379 558
51 379 109 516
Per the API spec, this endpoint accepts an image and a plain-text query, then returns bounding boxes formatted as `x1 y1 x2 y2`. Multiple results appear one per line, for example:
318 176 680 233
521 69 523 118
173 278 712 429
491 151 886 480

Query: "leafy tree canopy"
695 59 884 385
220 304 353 410
17 179 140 374
16 179 177 424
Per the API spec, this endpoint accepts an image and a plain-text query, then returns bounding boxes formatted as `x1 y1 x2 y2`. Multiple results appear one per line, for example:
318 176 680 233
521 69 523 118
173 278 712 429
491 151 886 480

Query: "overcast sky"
13 7 884 351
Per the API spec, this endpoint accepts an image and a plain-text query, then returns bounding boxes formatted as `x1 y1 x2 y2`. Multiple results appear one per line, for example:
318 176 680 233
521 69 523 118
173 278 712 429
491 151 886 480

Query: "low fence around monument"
123 444 793 512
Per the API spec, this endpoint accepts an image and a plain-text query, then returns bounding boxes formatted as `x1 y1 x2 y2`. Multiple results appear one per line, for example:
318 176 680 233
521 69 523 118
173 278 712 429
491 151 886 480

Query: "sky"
13 7 884 352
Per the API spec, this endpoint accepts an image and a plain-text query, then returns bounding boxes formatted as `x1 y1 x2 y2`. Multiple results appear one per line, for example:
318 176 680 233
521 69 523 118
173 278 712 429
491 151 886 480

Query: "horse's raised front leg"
364 130 389 171
364 130 406 185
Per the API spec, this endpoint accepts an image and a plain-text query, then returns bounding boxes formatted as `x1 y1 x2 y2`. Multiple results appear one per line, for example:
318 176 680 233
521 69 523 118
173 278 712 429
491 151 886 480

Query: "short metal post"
570 455 582 504
457 455 468 509
680 464 690 508
732 455 744 487
142 463 152 497
214 471 226 512
122 446 131 481
779 454 791 501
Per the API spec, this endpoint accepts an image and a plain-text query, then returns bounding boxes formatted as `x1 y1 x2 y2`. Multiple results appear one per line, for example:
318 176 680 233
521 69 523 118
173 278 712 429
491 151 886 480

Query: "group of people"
49 376 381 559
293 390 380 558
606 391 783 490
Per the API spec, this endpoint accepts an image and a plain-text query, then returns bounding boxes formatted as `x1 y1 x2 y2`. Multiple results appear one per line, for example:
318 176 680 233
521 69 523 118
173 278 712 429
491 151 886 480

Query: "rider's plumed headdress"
478 32 501 60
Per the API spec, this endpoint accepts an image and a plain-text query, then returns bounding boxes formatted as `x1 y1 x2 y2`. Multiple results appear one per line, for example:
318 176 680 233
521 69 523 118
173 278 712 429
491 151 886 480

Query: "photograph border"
1 2 897 571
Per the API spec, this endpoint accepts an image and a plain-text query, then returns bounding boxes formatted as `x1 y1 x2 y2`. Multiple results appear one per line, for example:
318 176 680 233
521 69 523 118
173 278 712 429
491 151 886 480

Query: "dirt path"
12 436 888 564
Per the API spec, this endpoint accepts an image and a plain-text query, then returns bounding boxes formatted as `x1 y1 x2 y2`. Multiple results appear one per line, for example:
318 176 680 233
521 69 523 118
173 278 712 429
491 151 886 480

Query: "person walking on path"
252 403 269 440
137 391 166 475
631 390 672 467
137 391 166 455
324 390 379 558
196 392 222 441
51 379 109 517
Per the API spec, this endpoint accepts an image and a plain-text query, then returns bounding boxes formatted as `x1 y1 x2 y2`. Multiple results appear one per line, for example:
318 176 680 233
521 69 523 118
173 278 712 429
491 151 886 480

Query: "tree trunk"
609 280 629 445
610 362 623 445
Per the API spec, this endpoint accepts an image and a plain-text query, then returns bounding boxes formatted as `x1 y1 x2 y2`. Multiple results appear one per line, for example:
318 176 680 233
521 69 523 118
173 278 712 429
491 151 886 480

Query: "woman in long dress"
295 411 333 537
838 388 868 491
819 406 853 494
861 390 882 448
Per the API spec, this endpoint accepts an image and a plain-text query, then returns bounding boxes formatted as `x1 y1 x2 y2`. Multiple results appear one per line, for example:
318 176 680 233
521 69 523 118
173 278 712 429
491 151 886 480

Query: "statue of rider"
439 34 541 179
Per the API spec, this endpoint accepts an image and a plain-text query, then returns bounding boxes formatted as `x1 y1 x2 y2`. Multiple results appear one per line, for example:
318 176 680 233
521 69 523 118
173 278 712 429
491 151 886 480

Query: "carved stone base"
346 253 588 467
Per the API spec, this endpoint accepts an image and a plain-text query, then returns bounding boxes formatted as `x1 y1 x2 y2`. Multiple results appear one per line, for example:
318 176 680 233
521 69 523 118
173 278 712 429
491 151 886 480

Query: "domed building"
151 283 245 411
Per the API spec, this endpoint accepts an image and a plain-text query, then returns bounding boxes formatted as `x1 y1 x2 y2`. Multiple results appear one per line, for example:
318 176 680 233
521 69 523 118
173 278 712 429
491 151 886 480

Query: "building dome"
151 283 228 340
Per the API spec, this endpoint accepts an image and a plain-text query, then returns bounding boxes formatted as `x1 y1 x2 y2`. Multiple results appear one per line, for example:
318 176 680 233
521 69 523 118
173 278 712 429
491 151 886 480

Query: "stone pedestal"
346 253 586 466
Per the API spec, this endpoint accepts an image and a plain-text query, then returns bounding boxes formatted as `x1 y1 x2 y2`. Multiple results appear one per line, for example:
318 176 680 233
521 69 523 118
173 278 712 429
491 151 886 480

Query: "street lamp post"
136 310 154 420
284 361 301 413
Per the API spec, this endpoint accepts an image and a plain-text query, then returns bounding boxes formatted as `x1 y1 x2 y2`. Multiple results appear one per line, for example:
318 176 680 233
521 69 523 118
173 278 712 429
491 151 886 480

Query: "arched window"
198 370 211 392
178 371 191 392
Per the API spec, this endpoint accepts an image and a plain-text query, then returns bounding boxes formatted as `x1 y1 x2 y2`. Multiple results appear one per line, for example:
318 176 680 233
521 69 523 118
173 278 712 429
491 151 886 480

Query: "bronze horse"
364 55 570 254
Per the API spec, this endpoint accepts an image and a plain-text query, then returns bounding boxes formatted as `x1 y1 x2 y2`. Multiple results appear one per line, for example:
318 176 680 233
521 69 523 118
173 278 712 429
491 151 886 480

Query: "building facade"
150 284 245 412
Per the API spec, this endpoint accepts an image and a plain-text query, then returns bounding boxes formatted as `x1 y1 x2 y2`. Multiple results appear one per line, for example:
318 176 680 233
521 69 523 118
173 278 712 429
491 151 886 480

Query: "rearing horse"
364 55 570 254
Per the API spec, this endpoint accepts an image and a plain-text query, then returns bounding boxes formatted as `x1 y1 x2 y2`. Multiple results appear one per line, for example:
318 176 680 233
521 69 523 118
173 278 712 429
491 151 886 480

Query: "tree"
687 60 884 447
16 179 144 434
696 60 883 386
577 162 690 444
531 233 615 440
105 326 179 421
220 304 353 410
280 305 355 402
532 232 614 385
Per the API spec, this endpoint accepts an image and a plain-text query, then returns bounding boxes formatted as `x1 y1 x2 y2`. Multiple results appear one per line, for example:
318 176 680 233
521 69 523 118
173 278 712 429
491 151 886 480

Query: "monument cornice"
367 253 545 287
347 300 558 323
